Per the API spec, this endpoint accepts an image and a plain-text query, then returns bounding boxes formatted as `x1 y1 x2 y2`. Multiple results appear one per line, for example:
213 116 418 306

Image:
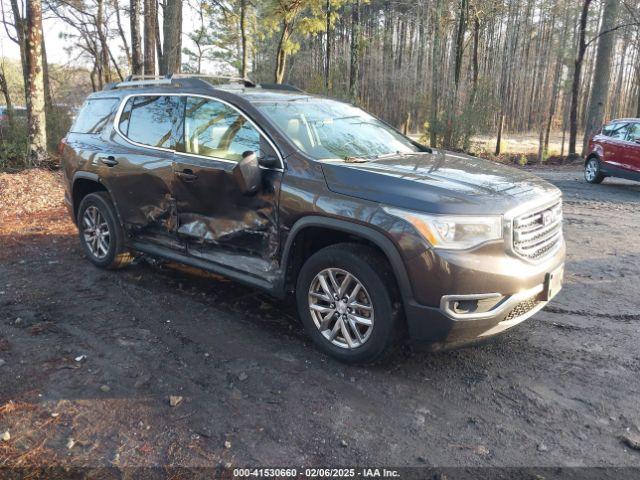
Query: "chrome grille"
504 296 542 322
513 201 563 261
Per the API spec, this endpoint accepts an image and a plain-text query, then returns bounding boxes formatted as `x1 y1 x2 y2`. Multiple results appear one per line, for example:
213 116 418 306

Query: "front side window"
606 123 630 140
182 97 261 161
71 98 119 134
626 123 640 143
256 98 422 160
121 96 182 149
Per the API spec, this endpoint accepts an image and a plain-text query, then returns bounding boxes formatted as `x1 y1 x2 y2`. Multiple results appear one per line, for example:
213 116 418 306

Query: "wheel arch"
71 172 122 225
280 216 413 306
585 153 600 165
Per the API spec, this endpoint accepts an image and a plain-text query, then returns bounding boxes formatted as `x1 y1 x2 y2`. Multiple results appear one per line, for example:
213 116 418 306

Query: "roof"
609 118 640 123
97 75 313 104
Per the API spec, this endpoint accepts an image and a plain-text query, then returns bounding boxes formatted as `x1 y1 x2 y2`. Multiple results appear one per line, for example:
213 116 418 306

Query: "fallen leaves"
0 169 64 222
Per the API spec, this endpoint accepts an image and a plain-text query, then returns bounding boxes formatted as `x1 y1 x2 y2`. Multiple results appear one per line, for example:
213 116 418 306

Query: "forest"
1 0 639 168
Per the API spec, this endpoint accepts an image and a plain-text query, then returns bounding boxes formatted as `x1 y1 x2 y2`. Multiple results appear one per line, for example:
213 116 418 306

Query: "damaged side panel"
172 154 283 281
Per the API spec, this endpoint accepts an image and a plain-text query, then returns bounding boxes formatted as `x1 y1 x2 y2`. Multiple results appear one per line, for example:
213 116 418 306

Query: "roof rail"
259 83 305 93
104 73 256 91
170 73 256 87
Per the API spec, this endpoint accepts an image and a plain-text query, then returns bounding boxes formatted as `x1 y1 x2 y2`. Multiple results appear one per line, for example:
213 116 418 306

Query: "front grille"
513 201 563 261
504 297 542 322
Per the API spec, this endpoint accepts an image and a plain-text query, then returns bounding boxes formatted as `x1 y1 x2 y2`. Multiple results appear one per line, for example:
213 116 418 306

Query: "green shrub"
0 121 29 170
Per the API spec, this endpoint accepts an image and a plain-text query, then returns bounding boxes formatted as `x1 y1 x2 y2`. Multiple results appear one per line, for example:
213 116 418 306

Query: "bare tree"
240 0 249 78
568 0 593 158
144 0 157 74
161 0 182 74
349 0 361 101
130 0 143 74
25 0 47 164
0 61 14 127
582 0 620 156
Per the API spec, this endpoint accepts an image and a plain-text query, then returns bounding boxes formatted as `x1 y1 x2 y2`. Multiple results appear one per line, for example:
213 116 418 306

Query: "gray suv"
60 75 566 363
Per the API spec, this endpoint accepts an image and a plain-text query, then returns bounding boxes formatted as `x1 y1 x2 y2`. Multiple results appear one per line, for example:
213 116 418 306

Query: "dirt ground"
0 166 639 474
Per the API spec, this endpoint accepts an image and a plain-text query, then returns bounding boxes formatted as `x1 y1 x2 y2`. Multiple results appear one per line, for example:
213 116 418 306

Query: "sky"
0 6 217 73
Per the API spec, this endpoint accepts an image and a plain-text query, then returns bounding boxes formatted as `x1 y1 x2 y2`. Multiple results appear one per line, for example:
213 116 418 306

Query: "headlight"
383 206 503 250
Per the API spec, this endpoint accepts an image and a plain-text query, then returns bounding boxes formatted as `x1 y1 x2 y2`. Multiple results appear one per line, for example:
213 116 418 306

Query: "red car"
585 119 640 184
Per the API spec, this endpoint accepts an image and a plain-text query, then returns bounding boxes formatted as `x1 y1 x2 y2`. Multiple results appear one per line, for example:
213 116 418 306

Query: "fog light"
453 300 478 314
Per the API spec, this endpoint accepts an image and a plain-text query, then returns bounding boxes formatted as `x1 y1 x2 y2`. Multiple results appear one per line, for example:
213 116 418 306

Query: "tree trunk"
161 0 182 75
349 0 361 102
471 14 479 102
97 0 111 84
25 0 47 165
114 0 132 69
143 0 157 75
240 0 249 78
130 0 143 75
0 62 14 127
274 21 291 84
41 33 52 110
324 0 331 92
155 0 163 70
9 0 29 101
582 0 619 156
430 0 444 147
569 0 592 158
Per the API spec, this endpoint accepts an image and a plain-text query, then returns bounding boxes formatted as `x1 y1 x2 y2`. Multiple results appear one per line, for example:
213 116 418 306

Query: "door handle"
100 156 118 167
175 168 198 182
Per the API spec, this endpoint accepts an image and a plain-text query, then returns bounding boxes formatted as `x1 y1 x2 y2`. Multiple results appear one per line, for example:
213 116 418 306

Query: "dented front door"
171 96 283 280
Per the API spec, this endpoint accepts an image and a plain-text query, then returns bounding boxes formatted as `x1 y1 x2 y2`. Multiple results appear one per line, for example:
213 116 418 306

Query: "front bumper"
403 241 566 349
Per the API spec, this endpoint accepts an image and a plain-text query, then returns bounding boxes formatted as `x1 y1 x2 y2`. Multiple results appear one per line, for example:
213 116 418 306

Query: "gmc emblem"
542 210 556 226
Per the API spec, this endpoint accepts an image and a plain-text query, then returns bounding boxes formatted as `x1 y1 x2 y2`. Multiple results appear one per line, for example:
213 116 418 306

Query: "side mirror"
233 151 262 195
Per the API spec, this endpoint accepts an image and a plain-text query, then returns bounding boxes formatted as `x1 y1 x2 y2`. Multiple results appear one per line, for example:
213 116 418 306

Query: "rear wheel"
295 243 401 364
585 157 605 184
77 192 133 269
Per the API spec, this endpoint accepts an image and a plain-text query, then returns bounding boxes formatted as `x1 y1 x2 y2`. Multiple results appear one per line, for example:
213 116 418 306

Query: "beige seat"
286 118 307 151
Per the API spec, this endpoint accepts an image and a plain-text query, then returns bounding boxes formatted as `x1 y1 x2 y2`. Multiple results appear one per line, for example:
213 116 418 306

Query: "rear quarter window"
70 98 119 134
118 95 182 149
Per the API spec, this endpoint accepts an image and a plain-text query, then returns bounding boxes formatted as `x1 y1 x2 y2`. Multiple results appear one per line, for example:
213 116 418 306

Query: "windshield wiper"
374 152 401 159
344 156 370 163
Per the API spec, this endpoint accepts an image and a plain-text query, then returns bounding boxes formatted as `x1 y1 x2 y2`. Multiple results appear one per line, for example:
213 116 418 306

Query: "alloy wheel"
82 206 110 259
585 159 598 182
308 268 375 349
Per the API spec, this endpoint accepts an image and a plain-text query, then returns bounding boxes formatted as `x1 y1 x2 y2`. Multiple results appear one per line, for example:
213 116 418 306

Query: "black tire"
77 192 133 269
585 157 605 184
295 243 402 364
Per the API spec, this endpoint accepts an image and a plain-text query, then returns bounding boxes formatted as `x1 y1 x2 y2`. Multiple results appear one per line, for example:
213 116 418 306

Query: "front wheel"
585 157 605 184
295 243 401 364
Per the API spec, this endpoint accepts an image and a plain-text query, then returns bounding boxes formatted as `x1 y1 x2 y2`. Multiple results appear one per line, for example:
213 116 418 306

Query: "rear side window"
70 98 118 134
119 96 182 149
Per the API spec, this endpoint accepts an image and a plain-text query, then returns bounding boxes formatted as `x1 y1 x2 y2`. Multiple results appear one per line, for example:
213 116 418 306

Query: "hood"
320 150 561 215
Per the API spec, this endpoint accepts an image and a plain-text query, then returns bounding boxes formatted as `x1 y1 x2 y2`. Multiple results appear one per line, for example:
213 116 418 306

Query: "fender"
72 170 100 184
71 171 125 227
278 216 414 305
586 145 604 164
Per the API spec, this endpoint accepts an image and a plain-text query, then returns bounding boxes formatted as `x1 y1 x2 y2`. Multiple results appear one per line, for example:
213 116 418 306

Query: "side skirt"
130 241 284 297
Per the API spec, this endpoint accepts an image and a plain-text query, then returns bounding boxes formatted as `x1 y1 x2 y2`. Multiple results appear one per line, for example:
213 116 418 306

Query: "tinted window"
607 123 630 140
124 96 182 149
626 123 640 142
70 98 118 134
182 97 260 161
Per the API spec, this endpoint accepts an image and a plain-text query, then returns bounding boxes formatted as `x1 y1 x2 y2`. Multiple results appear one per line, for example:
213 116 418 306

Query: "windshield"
256 98 422 160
